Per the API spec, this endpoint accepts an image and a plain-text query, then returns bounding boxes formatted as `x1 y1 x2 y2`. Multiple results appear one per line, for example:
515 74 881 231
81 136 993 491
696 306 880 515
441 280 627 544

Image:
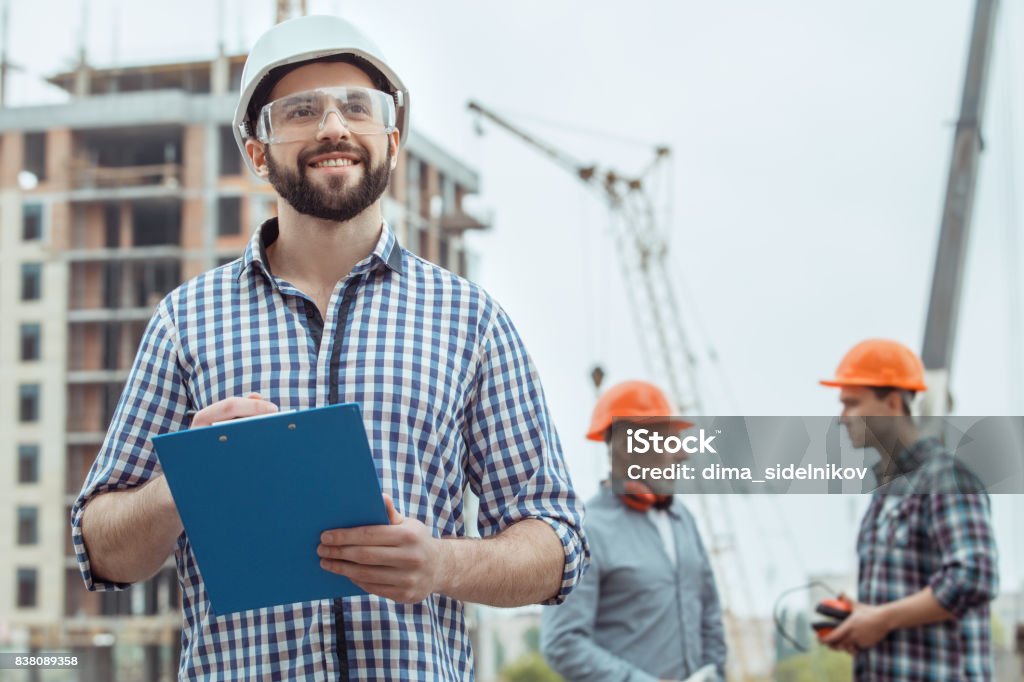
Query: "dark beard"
266 141 392 223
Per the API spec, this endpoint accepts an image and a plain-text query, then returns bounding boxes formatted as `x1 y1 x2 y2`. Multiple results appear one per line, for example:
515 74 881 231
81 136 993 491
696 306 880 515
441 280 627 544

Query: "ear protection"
620 480 673 512
812 597 852 640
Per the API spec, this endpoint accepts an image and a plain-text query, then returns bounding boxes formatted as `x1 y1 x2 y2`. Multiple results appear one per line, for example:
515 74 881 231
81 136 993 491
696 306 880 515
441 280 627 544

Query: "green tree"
523 625 541 653
774 646 852 682
500 652 564 682
991 613 1006 649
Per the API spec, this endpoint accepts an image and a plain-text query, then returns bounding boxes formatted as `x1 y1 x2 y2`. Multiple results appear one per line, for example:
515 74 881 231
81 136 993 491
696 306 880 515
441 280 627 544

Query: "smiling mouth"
310 158 359 169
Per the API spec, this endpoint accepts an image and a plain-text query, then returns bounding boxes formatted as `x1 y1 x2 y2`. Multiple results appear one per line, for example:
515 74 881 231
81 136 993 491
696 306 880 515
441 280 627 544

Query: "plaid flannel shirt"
855 437 998 681
71 219 589 681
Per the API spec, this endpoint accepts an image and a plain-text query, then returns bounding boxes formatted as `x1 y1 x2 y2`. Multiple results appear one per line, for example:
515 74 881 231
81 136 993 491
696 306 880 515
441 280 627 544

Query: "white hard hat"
233 15 409 176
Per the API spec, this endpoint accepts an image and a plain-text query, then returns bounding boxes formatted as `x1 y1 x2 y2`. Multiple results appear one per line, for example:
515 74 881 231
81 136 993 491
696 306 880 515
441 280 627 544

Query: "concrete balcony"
68 308 154 323
66 432 107 446
72 162 182 191
62 246 183 262
66 370 131 384
440 208 491 233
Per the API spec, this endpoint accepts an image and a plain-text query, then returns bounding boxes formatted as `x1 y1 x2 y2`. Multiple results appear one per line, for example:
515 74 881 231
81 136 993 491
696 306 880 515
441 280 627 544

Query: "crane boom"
467 101 598 184
467 100 703 413
920 0 999 417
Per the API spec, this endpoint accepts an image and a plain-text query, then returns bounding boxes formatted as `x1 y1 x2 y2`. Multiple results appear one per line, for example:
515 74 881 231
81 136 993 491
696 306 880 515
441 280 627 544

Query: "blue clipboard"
152 402 389 616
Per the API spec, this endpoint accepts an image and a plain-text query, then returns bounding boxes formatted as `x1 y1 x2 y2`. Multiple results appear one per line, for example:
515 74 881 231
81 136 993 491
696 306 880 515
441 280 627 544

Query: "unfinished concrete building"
0 51 486 681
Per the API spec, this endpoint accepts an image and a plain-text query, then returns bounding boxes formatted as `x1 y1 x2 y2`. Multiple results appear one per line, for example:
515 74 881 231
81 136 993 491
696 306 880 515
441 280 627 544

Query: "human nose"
315 108 352 142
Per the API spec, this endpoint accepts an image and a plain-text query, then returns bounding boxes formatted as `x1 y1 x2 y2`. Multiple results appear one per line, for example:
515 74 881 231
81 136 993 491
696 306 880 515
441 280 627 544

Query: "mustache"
298 142 370 167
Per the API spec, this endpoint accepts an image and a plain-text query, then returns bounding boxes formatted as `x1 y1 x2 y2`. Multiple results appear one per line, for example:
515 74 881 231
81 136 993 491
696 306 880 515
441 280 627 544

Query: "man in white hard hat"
71 16 588 680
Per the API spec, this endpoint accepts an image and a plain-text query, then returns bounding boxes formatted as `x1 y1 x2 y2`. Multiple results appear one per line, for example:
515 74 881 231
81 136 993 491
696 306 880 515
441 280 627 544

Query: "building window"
24 132 47 182
20 323 41 361
21 263 42 301
419 160 430 218
406 156 420 216
132 201 181 247
102 384 121 428
132 260 181 308
22 204 43 241
18 445 39 483
219 126 241 176
439 235 450 270
105 203 121 248
218 196 242 236
17 507 38 546
19 384 40 422
103 262 123 309
102 322 121 370
16 568 37 608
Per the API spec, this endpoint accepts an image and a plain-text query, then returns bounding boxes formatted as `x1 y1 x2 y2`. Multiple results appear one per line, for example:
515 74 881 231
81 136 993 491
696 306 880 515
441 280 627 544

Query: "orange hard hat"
819 339 927 392
586 380 694 441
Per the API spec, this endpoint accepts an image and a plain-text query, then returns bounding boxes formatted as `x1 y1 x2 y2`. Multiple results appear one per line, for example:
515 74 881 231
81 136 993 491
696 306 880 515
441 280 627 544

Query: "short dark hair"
245 53 394 129
869 386 915 416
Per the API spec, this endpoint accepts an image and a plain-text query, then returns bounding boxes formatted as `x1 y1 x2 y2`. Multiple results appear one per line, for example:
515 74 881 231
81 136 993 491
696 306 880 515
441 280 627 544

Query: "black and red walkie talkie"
811 596 852 640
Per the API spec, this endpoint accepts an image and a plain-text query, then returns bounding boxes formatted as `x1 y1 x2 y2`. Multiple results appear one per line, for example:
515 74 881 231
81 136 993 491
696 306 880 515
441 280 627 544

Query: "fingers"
191 394 278 428
321 523 412 547
319 559 407 584
822 623 861 655
317 543 419 567
344 578 425 604
382 493 403 525
319 563 426 604
822 621 849 646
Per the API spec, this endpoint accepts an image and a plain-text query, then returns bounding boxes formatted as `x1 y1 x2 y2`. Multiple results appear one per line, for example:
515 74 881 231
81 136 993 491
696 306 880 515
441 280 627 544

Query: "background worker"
71 16 587 680
542 380 726 682
820 339 998 680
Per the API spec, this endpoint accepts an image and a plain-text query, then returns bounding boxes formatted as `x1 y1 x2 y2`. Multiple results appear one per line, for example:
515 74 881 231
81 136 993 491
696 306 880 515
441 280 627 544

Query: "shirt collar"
600 480 678 515
237 217 405 283
872 436 936 483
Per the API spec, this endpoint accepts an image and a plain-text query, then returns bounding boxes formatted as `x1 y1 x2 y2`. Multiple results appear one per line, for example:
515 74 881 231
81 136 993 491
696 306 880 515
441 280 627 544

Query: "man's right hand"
190 392 279 428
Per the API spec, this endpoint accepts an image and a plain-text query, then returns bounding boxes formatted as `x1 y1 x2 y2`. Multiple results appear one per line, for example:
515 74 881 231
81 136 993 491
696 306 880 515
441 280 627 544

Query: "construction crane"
467 102 704 415
920 0 1000 418
468 101 763 679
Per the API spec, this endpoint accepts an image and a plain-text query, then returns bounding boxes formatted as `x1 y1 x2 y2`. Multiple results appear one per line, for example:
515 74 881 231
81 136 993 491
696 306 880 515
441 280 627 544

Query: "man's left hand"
318 494 446 604
822 596 892 654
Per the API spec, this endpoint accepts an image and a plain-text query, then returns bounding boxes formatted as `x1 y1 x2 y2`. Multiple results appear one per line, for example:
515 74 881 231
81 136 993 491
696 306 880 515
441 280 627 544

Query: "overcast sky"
5 0 1023 618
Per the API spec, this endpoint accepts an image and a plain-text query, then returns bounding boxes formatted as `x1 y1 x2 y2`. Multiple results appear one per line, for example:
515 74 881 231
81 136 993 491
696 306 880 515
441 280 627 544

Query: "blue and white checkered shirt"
71 219 589 680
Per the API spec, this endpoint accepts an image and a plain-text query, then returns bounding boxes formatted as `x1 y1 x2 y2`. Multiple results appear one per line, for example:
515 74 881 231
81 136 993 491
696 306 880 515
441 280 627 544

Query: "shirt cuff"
929 570 977 618
70 500 132 592
531 516 589 606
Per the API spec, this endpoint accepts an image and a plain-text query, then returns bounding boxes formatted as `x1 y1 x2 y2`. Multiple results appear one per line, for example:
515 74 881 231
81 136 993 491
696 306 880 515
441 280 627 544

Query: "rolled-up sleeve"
462 304 589 604
70 301 191 591
926 491 999 618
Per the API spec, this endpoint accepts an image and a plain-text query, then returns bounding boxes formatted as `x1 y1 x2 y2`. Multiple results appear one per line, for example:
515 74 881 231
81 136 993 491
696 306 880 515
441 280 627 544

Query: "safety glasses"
256 86 398 144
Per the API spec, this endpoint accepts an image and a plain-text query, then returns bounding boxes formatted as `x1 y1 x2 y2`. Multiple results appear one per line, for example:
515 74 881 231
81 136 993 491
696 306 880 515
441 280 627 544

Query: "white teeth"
313 158 355 168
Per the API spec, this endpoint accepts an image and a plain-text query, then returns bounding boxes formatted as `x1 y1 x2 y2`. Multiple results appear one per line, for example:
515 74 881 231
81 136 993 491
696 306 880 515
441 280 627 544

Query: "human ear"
245 139 269 176
389 131 400 170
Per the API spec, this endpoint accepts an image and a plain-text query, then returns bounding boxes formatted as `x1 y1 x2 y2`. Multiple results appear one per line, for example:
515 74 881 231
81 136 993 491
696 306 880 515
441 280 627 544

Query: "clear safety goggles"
256 86 398 144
